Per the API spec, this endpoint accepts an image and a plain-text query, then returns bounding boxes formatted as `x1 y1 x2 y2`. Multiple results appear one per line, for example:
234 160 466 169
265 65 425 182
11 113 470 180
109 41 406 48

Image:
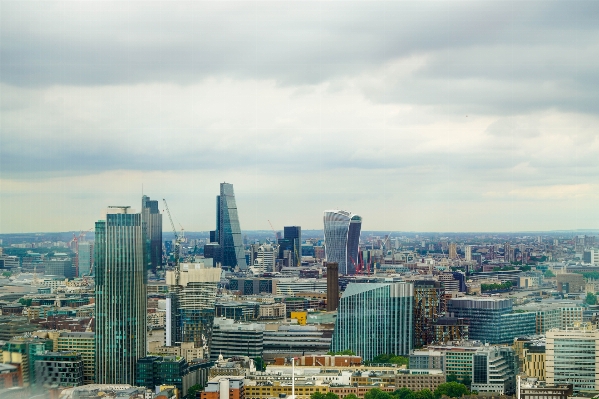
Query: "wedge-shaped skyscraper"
95 206 146 385
216 183 247 270
331 282 413 360
323 210 362 275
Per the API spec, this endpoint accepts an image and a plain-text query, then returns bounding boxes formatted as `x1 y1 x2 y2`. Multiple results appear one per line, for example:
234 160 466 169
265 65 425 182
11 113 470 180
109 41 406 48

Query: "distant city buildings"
95 206 147 385
323 210 362 275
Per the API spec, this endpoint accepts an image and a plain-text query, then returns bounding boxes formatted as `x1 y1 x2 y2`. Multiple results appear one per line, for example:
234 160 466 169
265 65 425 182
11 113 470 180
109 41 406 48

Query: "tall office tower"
326 262 339 311
142 195 163 273
284 226 302 267
413 280 444 348
95 206 146 385
331 282 413 360
254 244 276 273
464 245 472 261
447 297 535 344
323 210 362 275
78 242 94 276
166 263 221 351
448 243 457 259
504 243 512 263
546 324 599 393
214 183 246 270
488 245 495 260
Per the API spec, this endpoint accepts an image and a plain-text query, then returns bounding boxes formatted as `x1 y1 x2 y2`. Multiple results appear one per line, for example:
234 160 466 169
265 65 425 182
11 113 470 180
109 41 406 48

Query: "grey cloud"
2 1 597 87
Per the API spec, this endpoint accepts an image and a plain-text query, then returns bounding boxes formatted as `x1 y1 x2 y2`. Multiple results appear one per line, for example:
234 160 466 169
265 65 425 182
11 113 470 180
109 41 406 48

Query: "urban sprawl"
1 183 598 399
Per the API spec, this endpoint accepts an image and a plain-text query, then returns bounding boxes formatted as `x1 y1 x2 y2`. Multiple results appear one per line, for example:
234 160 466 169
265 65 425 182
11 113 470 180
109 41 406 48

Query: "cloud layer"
1 1 598 233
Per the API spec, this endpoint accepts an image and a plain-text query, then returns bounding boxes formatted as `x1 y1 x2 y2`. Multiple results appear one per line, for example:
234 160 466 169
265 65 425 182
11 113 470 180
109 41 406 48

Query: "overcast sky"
1 1 598 233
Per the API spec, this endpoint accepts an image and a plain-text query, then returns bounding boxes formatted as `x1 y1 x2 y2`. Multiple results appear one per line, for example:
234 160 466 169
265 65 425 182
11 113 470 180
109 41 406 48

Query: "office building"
449 243 457 260
57 332 95 385
546 324 599 393
323 210 362 275
413 280 444 348
166 263 221 348
465 245 472 262
201 377 245 399
142 195 163 273
521 340 546 380
43 258 75 279
210 318 264 360
252 244 277 273
34 351 84 389
0 364 21 389
213 183 247 270
331 282 413 360
434 316 469 344
471 346 518 394
520 381 573 399
514 301 583 334
263 324 333 359
136 355 205 397
2 336 53 387
504 243 512 263
326 262 339 311
284 226 301 266
95 206 147 385
556 273 585 293
78 242 94 276
447 297 536 344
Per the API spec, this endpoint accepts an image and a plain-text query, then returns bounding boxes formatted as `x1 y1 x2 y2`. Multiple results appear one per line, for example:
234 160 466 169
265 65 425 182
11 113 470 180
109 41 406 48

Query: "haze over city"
1 1 598 233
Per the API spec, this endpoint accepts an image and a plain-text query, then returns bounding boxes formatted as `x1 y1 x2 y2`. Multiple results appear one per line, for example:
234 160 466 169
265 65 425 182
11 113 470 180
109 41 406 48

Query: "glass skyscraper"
95 206 147 385
216 183 246 270
447 297 536 344
331 282 413 360
142 195 163 273
323 210 362 275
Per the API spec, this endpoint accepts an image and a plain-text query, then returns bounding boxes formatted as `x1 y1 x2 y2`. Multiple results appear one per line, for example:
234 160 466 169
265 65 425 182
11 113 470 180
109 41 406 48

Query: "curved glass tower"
323 210 362 275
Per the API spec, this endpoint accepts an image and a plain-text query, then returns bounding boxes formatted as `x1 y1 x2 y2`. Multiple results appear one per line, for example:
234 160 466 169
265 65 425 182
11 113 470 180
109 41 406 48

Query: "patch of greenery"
326 349 356 356
481 281 512 292
365 353 409 366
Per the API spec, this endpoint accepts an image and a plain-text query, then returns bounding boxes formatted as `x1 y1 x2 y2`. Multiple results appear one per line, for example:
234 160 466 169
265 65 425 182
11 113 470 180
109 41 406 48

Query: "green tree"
520 265 531 272
2 271 11 278
460 375 471 388
445 374 458 383
311 393 340 399
326 349 356 356
585 292 597 305
345 395 359 399
368 354 409 366
415 389 435 399
254 357 266 371
365 388 394 399
394 388 416 399
186 384 203 399
18 298 32 306
434 382 469 399
544 270 555 278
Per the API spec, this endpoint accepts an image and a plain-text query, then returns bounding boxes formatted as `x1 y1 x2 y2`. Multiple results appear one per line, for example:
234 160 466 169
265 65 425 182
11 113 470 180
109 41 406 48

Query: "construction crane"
85 317 94 332
267 220 277 244
163 199 182 286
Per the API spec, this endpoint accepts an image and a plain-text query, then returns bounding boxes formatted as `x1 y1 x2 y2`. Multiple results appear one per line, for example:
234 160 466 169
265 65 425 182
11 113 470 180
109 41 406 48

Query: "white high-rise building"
253 244 276 273
546 324 599 393
323 210 362 275
464 245 472 261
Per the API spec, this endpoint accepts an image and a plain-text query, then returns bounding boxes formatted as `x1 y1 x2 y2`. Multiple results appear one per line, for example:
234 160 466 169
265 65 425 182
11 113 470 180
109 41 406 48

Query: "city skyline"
1 2 598 233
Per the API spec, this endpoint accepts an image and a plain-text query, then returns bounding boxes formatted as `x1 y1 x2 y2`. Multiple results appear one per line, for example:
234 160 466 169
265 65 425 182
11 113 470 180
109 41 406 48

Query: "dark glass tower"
216 183 246 270
95 206 147 385
141 195 163 273
284 226 302 267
